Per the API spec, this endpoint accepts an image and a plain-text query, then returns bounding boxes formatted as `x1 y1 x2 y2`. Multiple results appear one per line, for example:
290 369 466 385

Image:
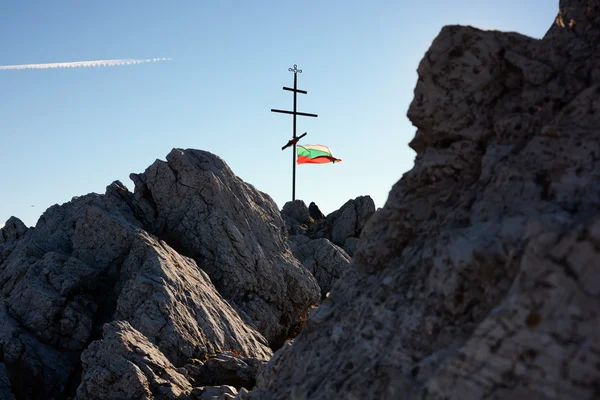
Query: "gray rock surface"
282 200 311 224
185 351 266 390
0 149 324 398
329 195 375 246
251 2 600 399
77 320 192 400
130 149 320 345
292 239 350 298
342 237 360 257
191 385 237 400
0 217 27 244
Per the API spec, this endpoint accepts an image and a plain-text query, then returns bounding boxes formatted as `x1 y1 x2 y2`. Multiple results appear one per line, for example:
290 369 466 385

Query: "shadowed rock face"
0 150 319 399
251 2 600 399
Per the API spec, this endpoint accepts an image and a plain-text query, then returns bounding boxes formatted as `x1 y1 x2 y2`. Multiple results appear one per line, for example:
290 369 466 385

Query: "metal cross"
271 64 318 201
288 64 302 74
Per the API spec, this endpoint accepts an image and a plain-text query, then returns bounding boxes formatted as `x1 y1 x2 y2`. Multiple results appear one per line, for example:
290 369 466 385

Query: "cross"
271 64 318 201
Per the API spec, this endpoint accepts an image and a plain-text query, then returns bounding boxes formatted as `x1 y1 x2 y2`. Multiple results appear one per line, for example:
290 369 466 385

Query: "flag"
297 144 342 164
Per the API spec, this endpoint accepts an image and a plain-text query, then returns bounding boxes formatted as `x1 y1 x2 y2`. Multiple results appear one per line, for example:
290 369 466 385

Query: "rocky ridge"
0 149 321 399
252 1 600 399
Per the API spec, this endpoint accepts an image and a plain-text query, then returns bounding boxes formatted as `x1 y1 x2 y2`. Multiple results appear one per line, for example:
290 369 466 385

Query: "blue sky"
1 0 558 227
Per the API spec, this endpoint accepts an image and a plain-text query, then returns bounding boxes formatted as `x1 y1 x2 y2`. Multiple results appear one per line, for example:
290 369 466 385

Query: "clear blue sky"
1 0 557 227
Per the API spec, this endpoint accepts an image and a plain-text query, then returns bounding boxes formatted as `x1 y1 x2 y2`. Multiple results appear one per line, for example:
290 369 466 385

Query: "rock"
184 351 265 390
234 387 250 400
77 321 192 399
328 196 375 246
0 363 15 400
0 177 272 398
342 237 360 257
130 149 320 346
308 202 325 221
191 385 237 400
292 239 350 298
421 216 600 399
282 200 311 224
251 2 600 399
281 213 307 236
0 217 27 244
287 235 310 253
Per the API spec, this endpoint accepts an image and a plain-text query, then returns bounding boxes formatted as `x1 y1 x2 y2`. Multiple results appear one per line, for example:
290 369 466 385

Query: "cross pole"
271 64 318 201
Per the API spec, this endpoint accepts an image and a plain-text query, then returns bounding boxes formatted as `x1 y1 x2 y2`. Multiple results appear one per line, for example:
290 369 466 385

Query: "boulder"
251 2 600 399
184 351 266 390
328 196 375 246
129 149 320 345
292 239 350 298
0 178 271 398
342 237 360 257
308 202 325 221
0 217 27 244
281 200 311 224
77 321 192 400
191 385 237 400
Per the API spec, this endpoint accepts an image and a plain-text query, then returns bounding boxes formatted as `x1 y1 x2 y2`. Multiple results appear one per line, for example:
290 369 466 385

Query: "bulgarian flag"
297 144 342 164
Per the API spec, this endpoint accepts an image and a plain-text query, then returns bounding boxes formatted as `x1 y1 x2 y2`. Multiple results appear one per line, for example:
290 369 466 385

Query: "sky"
0 0 558 228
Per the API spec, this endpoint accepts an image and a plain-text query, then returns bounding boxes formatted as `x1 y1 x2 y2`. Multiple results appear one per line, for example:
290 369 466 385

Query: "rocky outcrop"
184 351 266 390
282 200 311 225
0 149 320 399
292 239 350 298
129 149 320 346
77 321 192 400
0 217 27 244
327 196 376 246
252 1 600 399
308 202 325 221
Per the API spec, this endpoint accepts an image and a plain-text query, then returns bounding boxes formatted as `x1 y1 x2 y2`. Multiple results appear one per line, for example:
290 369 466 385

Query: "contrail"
0 58 170 71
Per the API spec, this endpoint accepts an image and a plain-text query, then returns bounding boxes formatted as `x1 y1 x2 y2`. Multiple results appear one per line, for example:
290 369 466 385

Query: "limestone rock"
77 321 192 400
184 352 266 390
0 217 27 244
191 385 237 400
308 202 325 221
0 180 271 398
130 149 320 345
282 200 311 224
251 2 600 399
328 196 375 246
421 217 600 399
342 237 360 257
292 239 350 298
287 235 310 253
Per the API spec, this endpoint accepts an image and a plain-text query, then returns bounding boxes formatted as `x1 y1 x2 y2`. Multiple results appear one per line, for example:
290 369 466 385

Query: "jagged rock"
0 217 27 244
282 200 311 224
421 217 600 398
77 321 192 399
287 235 310 253
0 363 15 400
308 202 325 221
191 385 237 400
251 2 600 399
342 237 360 257
281 214 307 236
129 149 320 345
328 196 375 246
184 352 266 390
0 178 271 398
292 239 350 298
